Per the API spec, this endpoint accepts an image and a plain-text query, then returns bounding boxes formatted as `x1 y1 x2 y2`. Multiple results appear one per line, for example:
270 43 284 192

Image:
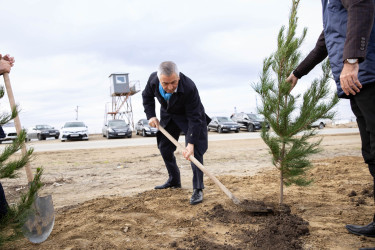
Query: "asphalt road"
1 127 359 153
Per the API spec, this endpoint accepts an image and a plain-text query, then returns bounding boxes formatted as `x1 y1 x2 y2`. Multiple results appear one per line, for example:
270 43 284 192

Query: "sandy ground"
3 126 375 249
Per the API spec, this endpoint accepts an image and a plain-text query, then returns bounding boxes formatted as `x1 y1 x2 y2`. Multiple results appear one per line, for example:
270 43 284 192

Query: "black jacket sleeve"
142 73 157 120
293 31 328 79
184 84 204 145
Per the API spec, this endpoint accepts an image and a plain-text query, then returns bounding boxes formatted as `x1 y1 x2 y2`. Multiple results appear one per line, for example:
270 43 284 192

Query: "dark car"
102 119 132 139
310 119 327 129
27 124 60 140
230 112 269 132
135 119 158 137
207 116 240 133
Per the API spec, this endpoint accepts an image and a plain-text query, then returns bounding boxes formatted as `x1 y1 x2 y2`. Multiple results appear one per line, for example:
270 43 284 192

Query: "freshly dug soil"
4 189 309 249
3 132 375 249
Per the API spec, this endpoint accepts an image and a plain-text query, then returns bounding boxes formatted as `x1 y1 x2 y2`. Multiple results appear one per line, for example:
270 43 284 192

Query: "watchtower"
104 73 140 129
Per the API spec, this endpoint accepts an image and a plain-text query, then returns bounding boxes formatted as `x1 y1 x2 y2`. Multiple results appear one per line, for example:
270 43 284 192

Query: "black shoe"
190 189 203 205
359 248 375 250
154 182 181 189
346 221 375 237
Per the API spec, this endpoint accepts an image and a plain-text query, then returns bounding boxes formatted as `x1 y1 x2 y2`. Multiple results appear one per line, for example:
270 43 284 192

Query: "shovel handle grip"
3 73 33 182
158 126 240 204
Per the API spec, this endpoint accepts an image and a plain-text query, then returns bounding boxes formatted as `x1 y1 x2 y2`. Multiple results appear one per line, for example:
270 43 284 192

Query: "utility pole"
75 106 79 120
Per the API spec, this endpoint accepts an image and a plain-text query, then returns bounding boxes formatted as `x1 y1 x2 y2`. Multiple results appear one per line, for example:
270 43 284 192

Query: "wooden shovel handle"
3 73 33 182
158 126 240 204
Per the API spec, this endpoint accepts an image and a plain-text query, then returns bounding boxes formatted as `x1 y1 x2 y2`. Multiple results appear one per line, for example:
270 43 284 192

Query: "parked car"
207 116 240 133
0 122 17 143
60 121 89 141
311 119 327 129
230 112 269 132
135 119 158 137
102 119 132 139
27 124 60 141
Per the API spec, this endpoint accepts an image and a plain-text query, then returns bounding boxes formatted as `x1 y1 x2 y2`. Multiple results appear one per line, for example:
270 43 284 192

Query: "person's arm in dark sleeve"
142 75 157 120
185 86 204 145
293 30 328 79
342 0 375 62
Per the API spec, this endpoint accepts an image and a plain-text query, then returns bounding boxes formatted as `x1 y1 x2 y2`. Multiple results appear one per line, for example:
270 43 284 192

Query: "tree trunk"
280 168 284 204
279 141 286 205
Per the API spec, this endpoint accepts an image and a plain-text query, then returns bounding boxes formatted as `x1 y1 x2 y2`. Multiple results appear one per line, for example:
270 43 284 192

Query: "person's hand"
340 62 361 96
183 143 194 161
0 54 15 75
2 54 15 67
148 117 160 129
286 72 298 91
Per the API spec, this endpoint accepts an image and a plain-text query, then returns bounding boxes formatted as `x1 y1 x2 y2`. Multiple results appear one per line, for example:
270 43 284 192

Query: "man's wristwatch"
345 58 358 64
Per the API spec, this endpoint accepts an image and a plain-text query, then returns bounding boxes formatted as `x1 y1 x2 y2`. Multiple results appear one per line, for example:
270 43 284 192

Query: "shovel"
2 72 55 243
158 126 272 213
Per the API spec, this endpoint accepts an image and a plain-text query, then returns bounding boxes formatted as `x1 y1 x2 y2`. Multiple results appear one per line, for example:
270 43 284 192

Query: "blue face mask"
159 83 172 101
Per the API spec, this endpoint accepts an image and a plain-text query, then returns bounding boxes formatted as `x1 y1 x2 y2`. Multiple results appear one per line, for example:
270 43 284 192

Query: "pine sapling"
252 0 339 204
0 82 43 246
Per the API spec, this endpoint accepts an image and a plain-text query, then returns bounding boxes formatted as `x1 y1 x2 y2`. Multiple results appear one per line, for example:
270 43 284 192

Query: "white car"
60 121 89 142
0 122 18 143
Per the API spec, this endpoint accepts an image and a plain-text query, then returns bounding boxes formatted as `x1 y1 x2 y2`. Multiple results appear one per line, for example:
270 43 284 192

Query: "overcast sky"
0 0 355 133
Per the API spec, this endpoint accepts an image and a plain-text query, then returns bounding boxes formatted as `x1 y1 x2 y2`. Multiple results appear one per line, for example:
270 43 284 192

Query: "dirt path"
3 132 375 249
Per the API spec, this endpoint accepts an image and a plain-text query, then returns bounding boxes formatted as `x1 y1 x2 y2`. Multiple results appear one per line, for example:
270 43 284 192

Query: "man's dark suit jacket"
142 72 210 149
293 0 375 79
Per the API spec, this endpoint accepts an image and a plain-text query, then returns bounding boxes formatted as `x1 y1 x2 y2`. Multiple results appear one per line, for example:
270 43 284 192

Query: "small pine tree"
0 81 43 246
252 0 339 204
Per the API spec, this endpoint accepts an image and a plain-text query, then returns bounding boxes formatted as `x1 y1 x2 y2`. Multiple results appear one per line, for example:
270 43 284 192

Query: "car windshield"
36 125 53 129
142 120 148 125
247 114 264 120
64 122 86 128
3 122 15 127
217 117 233 122
108 120 127 128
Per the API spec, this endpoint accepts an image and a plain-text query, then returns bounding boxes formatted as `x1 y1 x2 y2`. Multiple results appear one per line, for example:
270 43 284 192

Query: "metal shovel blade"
22 194 55 243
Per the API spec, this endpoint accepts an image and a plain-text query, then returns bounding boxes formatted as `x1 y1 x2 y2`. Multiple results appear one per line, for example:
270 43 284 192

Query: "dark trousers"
350 83 375 219
157 121 205 189
351 83 375 165
0 182 8 220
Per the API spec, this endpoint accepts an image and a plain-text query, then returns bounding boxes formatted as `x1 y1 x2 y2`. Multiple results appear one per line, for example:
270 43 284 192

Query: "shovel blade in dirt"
22 195 55 243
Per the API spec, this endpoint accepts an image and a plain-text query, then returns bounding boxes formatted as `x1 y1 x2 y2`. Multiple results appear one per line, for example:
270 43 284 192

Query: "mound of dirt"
201 203 309 249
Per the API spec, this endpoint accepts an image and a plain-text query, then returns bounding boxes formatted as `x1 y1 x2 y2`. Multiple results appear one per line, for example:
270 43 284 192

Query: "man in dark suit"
142 61 210 205
287 0 375 238
0 53 15 220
